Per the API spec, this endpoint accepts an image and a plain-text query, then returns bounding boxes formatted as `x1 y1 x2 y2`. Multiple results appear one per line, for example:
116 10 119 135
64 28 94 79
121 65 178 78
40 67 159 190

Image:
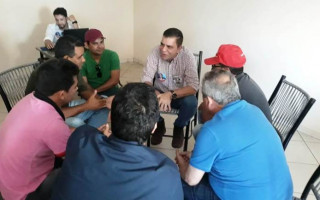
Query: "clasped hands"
157 91 172 112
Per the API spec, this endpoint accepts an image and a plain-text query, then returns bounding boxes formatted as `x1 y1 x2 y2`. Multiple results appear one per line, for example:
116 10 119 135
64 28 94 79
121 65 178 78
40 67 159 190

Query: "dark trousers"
26 168 60 200
182 174 220 200
159 95 197 128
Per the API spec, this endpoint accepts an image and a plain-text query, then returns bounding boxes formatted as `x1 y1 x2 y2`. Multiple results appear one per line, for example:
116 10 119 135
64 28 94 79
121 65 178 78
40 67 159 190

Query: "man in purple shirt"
141 28 199 148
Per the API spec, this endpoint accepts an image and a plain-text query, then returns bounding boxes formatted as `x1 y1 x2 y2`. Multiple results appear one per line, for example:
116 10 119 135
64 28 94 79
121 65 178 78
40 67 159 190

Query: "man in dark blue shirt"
52 83 183 200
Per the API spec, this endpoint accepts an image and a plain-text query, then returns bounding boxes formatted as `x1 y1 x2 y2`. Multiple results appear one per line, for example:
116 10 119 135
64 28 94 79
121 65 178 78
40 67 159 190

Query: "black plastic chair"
147 51 203 151
294 165 320 200
0 62 39 112
268 75 316 150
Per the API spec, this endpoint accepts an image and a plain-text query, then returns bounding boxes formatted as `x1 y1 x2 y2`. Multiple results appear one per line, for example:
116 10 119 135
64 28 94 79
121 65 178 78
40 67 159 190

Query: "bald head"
202 68 241 106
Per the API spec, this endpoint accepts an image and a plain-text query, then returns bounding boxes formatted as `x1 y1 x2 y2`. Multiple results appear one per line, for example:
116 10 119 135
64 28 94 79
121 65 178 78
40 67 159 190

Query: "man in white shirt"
44 7 79 49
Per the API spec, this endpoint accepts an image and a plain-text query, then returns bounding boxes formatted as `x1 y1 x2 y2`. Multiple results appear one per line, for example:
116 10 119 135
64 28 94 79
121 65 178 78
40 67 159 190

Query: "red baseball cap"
85 29 105 42
204 44 246 68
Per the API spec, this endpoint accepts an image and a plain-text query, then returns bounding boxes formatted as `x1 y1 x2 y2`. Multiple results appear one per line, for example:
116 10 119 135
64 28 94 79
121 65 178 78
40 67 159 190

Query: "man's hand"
85 90 107 110
105 95 115 109
175 150 191 179
98 123 112 137
68 15 76 22
157 92 172 112
44 39 54 49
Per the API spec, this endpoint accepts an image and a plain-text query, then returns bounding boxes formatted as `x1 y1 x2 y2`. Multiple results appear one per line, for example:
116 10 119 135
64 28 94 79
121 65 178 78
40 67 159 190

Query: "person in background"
44 7 79 49
81 28 120 97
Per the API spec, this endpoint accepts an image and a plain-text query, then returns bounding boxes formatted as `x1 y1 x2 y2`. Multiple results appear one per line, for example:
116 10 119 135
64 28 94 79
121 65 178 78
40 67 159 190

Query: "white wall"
0 0 134 71
134 0 320 135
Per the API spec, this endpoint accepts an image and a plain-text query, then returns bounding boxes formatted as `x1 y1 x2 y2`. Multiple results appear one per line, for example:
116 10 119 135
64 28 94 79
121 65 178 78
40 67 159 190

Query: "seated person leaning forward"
44 7 79 49
141 28 199 148
26 36 110 128
81 28 120 97
176 69 293 200
0 59 78 200
193 44 272 138
52 83 183 200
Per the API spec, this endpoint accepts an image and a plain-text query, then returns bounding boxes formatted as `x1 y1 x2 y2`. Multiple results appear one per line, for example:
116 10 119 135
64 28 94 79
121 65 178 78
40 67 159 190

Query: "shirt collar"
34 90 65 120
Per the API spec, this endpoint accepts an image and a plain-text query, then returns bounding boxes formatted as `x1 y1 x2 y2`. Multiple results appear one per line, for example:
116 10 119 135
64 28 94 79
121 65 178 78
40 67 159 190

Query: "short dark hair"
53 7 67 18
211 64 244 75
111 83 159 145
36 58 79 96
55 35 83 59
163 28 183 47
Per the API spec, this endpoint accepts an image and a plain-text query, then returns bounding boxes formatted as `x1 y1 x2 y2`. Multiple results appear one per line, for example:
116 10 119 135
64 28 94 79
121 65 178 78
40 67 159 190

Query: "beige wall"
0 0 134 71
134 0 320 135
1 0 319 134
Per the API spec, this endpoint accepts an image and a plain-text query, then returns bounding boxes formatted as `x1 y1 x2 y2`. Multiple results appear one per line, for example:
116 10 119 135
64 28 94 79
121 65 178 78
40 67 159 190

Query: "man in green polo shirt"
82 29 120 97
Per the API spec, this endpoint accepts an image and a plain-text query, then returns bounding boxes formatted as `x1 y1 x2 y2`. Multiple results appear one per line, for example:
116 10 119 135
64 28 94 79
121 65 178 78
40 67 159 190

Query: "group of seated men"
0 6 294 200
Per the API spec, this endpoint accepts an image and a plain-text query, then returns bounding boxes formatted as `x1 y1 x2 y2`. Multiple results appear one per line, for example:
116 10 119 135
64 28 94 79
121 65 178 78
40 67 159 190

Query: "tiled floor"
0 62 319 199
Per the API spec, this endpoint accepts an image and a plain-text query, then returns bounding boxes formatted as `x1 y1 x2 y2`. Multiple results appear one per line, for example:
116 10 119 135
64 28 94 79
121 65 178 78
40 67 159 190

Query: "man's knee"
181 95 197 109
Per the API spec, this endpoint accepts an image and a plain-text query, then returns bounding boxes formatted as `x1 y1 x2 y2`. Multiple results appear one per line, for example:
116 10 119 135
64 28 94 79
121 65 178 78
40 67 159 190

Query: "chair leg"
184 122 190 151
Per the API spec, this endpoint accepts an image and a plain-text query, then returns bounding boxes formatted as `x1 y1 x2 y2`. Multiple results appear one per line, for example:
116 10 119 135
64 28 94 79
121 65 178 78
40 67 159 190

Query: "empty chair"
268 75 316 150
0 62 39 112
148 51 202 151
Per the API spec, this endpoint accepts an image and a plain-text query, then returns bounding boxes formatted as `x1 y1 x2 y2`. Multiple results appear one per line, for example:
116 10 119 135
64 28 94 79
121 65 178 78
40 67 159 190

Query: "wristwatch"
170 90 177 100
72 20 78 24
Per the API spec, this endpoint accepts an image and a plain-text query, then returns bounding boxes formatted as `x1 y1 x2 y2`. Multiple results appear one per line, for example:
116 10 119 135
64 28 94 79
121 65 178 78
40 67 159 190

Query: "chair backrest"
192 51 203 126
0 62 39 112
268 75 316 150
300 165 320 200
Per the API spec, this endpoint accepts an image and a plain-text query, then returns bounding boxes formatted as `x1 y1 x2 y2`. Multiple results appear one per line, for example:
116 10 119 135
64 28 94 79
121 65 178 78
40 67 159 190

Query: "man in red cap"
198 44 271 126
81 28 120 97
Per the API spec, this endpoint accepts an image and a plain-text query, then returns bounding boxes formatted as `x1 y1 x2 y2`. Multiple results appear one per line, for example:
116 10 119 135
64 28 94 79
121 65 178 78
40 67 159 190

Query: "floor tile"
285 140 318 164
291 131 303 142
306 142 320 164
300 132 320 143
287 162 318 193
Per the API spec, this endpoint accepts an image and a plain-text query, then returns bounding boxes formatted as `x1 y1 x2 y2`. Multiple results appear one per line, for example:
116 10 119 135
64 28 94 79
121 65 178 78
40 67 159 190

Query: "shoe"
151 120 166 145
172 126 184 148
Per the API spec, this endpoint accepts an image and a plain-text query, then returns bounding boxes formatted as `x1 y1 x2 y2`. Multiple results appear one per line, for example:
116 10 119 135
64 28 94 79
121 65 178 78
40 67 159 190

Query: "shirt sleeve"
43 118 72 155
183 50 199 91
77 73 88 93
141 48 158 83
81 62 88 77
44 24 55 42
110 51 120 70
190 126 220 172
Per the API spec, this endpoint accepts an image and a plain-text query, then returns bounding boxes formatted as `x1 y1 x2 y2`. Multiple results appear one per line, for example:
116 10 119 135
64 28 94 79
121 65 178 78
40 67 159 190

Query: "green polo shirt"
81 49 120 96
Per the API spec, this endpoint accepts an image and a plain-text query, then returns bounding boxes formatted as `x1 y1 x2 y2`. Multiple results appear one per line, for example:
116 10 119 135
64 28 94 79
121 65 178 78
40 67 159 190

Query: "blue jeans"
182 174 220 200
159 95 197 128
65 99 109 128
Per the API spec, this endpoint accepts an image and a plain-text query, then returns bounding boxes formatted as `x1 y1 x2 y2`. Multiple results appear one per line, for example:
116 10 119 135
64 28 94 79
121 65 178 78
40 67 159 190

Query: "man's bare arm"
62 90 106 118
175 150 205 186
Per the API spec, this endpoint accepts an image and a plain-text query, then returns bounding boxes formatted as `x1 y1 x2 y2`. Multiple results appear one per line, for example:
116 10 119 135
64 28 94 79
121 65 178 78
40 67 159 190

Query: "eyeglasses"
95 64 102 78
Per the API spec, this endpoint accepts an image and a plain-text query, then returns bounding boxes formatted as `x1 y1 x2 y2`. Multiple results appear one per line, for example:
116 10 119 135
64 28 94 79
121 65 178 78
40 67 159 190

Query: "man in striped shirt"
141 28 199 148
